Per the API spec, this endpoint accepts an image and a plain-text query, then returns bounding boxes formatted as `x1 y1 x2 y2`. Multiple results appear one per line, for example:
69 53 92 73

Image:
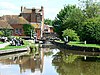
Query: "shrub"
23 24 34 36
0 31 3 36
62 29 79 41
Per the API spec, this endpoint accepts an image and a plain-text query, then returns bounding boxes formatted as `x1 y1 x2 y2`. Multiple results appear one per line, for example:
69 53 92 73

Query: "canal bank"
0 40 37 55
50 40 100 52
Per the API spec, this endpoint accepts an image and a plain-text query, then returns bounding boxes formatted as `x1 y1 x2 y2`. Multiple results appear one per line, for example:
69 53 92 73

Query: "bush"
62 29 79 41
0 31 3 36
23 24 34 36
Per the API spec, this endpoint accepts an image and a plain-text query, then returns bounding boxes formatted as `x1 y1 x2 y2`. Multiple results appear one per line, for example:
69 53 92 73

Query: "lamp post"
31 29 32 39
66 36 68 43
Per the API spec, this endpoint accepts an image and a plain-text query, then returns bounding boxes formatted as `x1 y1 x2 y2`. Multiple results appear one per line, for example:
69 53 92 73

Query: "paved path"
0 42 10 49
0 48 28 55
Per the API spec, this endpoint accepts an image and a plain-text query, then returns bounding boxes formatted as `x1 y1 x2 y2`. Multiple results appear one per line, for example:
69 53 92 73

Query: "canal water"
0 45 100 75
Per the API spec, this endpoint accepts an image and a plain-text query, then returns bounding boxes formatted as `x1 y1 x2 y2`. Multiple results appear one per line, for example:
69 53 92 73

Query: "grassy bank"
54 40 64 43
54 40 100 48
0 40 32 50
68 41 100 48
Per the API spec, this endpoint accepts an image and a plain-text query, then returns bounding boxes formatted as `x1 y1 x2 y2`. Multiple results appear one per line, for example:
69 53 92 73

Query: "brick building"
1 15 29 36
20 6 44 39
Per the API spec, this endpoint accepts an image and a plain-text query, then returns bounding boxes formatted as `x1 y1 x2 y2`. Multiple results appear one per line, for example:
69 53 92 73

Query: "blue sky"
0 0 79 20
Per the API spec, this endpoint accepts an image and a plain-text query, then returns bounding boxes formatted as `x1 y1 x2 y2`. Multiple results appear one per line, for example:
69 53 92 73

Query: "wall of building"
21 13 31 22
11 24 25 36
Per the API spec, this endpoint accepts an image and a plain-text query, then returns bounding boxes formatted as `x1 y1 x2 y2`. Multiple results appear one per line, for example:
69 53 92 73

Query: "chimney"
21 6 23 12
41 6 44 11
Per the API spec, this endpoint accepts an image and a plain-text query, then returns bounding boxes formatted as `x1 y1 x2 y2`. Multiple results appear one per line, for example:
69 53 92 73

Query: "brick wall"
11 24 25 36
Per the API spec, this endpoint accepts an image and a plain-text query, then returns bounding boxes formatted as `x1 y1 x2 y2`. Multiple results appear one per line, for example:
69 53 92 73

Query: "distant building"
44 25 53 33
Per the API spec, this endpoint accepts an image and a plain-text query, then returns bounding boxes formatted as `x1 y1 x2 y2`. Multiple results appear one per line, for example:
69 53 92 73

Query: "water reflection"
0 46 100 75
52 50 100 75
0 50 44 75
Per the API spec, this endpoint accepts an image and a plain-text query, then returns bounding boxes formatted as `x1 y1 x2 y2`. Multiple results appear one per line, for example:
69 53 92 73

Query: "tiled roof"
2 15 29 24
0 20 13 29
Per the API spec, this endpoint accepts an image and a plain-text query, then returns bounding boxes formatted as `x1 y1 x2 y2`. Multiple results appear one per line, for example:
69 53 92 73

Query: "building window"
15 29 19 34
15 28 22 35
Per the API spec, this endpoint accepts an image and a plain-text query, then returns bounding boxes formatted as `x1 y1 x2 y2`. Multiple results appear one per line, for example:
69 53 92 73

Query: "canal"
0 44 100 75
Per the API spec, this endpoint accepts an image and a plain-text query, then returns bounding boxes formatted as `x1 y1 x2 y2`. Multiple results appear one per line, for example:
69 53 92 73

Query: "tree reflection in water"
52 50 100 75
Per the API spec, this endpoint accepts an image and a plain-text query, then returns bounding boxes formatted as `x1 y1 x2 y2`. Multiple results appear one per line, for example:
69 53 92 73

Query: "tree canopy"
53 0 100 43
44 18 53 26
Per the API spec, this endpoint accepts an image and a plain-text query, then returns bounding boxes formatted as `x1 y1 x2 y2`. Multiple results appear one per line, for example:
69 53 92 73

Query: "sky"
0 0 79 20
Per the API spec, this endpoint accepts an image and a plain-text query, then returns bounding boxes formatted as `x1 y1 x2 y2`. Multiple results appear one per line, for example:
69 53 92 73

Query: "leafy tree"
53 5 85 38
79 0 100 18
81 17 100 43
62 29 79 41
23 24 34 36
44 18 53 26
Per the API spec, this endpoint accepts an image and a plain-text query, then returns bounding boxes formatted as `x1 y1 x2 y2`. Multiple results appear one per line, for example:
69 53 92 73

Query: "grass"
68 41 100 48
0 41 4 44
55 40 64 43
0 40 30 50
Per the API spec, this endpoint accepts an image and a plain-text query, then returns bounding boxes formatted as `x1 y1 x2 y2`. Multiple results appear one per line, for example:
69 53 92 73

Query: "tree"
80 17 100 43
23 24 34 36
79 0 100 18
62 29 79 41
44 18 53 26
53 5 85 38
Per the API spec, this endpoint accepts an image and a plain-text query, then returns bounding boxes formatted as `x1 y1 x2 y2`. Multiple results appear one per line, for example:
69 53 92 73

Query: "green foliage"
63 54 78 63
53 5 85 38
80 17 100 43
53 1 100 43
44 18 53 26
79 0 100 18
62 29 79 41
0 31 3 36
68 41 100 48
1 29 13 37
23 24 34 36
